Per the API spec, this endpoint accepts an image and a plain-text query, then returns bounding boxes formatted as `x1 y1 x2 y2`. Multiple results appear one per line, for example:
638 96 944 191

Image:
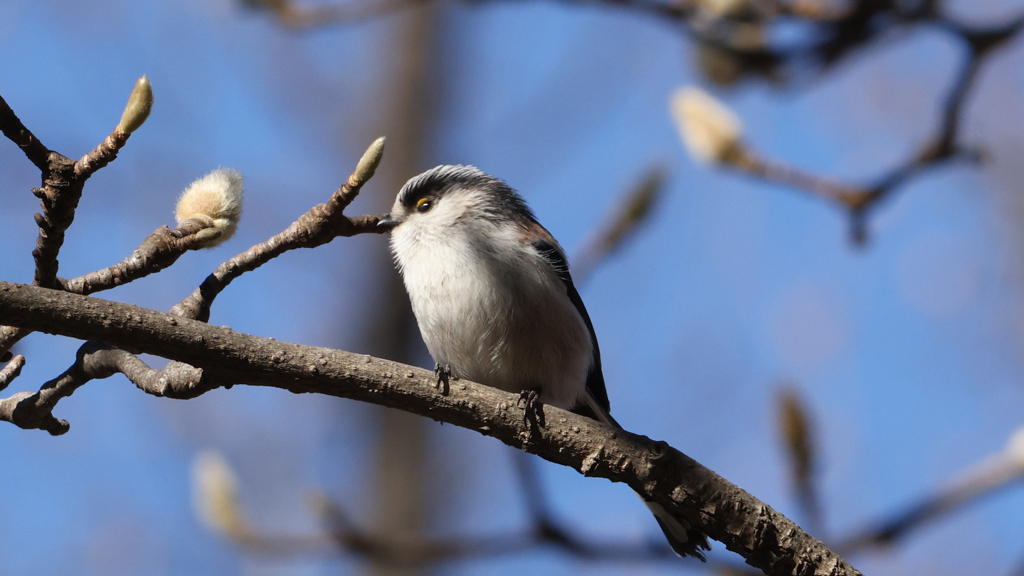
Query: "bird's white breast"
390 221 592 410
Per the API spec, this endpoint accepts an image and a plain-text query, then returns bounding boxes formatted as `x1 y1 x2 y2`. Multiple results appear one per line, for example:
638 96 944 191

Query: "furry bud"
175 168 244 248
670 86 744 165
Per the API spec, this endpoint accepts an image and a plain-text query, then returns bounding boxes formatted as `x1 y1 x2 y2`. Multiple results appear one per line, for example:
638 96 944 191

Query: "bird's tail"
644 500 711 560
579 393 711 561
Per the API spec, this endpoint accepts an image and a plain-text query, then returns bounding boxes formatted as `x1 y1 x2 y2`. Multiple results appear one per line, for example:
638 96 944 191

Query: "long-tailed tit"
379 165 710 559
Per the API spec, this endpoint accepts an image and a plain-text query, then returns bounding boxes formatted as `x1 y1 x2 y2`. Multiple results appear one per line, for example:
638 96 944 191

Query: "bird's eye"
415 197 433 213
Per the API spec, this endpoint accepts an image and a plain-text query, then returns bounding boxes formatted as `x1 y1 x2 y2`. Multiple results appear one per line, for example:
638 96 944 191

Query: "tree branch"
837 446 1024 554
0 92 51 171
0 122 132 359
0 281 858 576
58 220 221 296
0 354 25 393
29 127 131 290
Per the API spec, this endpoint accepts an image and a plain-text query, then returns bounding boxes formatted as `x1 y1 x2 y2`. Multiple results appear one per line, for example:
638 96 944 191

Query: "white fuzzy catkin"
670 87 744 165
175 168 243 247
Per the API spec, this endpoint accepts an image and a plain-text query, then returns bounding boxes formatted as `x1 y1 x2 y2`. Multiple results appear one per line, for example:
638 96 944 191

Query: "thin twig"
0 92 50 171
59 220 218 296
304 491 670 565
0 355 25 393
247 0 428 28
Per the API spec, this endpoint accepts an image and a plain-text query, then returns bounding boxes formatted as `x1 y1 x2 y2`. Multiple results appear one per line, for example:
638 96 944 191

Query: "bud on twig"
175 168 244 248
117 76 154 135
570 167 665 282
778 388 814 483
354 136 385 184
670 86 745 165
192 450 248 539
1004 425 1024 468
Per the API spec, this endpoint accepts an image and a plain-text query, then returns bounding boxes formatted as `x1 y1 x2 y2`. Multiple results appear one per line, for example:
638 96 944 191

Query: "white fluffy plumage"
388 178 592 409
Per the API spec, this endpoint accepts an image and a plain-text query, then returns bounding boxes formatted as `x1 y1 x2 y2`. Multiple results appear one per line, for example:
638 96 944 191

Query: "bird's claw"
517 389 545 429
433 363 456 395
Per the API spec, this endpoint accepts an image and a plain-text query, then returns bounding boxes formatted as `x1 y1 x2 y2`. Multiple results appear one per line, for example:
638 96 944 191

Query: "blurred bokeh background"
2 0 1024 574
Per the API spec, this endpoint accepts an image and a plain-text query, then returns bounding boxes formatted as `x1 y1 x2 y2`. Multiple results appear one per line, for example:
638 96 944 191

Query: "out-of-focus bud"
117 76 153 135
1004 425 1024 467
699 0 751 17
191 450 248 539
670 87 744 165
570 167 665 282
602 167 664 253
175 168 244 247
778 388 813 483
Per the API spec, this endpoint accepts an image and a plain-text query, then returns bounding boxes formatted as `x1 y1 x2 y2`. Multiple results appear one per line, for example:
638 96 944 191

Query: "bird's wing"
531 225 710 559
528 225 611 419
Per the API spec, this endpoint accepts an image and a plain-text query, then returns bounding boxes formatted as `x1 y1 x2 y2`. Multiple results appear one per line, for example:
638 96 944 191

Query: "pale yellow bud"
175 168 244 247
670 87 744 165
191 450 247 538
117 75 153 135
1005 426 1024 467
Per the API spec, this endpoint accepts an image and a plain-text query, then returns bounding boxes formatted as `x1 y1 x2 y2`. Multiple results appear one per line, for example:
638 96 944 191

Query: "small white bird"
380 165 710 560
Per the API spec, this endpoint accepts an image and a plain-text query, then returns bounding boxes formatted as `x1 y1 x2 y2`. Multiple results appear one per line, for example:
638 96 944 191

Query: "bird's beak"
378 214 399 231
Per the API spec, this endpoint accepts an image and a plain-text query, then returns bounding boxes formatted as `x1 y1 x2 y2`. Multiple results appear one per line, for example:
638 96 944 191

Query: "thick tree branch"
0 281 858 576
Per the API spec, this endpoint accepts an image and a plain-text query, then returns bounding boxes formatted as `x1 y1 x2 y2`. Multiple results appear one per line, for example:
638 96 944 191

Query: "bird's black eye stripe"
400 182 440 212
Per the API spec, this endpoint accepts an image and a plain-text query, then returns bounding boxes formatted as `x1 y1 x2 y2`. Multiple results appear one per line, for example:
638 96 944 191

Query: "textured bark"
0 92 133 357
0 281 860 576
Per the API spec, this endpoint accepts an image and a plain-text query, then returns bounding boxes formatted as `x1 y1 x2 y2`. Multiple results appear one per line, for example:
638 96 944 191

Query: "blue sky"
2 1 1024 575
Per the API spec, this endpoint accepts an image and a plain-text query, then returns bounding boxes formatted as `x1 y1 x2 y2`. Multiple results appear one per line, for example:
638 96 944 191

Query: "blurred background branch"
838 425 1024 554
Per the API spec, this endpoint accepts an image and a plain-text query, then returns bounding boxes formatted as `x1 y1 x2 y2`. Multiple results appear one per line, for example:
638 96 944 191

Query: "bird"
378 164 710 560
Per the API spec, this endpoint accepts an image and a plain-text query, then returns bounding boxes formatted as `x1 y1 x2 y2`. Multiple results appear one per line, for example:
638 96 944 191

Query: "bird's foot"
517 388 545 429
433 363 456 395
